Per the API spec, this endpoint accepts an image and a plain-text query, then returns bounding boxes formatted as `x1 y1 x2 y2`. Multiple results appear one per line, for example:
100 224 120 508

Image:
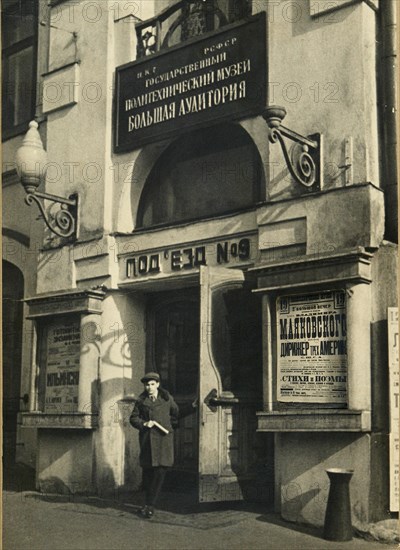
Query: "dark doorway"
147 289 200 493
2 260 24 464
145 280 273 503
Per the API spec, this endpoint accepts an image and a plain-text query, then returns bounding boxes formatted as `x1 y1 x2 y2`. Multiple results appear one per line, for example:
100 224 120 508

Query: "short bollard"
323 468 354 541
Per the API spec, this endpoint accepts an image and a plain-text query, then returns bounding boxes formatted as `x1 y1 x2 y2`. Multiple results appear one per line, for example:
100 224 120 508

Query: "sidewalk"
2 487 395 550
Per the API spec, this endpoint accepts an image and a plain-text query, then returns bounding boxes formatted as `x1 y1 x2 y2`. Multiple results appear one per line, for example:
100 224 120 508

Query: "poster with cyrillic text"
277 291 347 403
44 317 80 413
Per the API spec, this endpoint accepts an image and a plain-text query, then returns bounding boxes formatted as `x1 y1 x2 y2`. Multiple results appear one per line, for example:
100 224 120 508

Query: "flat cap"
141 371 160 384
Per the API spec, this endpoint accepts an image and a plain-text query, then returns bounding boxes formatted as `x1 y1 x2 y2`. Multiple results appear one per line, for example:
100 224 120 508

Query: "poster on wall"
388 307 399 511
277 291 347 403
44 317 81 413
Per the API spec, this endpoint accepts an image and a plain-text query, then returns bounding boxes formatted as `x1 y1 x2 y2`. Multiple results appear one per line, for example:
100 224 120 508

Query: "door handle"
203 389 239 408
203 388 218 411
202 389 218 424
209 396 240 406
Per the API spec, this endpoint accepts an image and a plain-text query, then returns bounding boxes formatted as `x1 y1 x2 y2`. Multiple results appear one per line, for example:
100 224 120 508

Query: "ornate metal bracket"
135 0 229 57
25 191 78 239
263 105 323 189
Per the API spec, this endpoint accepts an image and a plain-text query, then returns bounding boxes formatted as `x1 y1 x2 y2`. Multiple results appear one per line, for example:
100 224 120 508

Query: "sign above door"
114 14 266 152
119 232 258 283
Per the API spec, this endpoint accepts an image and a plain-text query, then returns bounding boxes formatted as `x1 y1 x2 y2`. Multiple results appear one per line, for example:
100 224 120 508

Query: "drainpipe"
379 0 398 243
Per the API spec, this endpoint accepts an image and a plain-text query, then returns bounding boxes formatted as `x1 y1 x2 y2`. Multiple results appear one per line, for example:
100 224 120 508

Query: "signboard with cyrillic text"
114 14 266 152
44 317 80 413
277 291 347 403
120 233 257 282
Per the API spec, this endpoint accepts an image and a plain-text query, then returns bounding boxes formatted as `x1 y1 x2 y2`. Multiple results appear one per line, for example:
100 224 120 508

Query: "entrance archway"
144 274 274 502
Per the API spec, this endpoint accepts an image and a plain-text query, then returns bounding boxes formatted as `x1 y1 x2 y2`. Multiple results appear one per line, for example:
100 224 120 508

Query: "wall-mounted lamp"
15 121 78 239
263 105 323 190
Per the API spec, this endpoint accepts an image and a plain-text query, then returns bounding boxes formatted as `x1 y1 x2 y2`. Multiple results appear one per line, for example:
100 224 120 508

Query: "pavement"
2 464 398 550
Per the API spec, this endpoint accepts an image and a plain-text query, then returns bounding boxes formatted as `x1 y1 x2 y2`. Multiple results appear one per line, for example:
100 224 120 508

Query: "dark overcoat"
130 388 179 468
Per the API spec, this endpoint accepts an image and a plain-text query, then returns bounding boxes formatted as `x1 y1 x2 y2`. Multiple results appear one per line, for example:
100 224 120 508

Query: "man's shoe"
139 505 154 519
145 506 154 519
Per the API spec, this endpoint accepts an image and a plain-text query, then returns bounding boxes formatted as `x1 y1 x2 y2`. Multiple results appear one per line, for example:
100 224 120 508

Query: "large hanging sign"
44 317 81 413
114 14 266 152
388 307 399 511
277 291 347 403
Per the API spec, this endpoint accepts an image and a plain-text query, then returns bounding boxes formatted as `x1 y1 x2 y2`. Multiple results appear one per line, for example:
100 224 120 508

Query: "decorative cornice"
251 247 372 272
21 412 98 429
251 248 373 291
25 288 106 318
25 288 106 304
256 409 371 432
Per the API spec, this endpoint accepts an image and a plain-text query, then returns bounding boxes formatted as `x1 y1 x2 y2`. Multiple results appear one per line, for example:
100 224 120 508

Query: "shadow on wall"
277 432 390 526
228 409 275 505
34 291 145 499
90 377 142 499
33 377 142 499
83 294 145 498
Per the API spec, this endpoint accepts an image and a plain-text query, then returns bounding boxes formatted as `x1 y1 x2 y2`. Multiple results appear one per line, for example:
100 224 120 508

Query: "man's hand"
144 420 155 428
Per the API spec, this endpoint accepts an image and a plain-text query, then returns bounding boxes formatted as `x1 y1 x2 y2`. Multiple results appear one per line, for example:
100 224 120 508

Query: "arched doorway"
134 124 272 502
2 260 24 464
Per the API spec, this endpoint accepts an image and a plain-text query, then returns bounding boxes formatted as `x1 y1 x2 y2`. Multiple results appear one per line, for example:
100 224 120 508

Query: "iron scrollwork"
263 105 322 189
25 191 78 239
136 0 230 58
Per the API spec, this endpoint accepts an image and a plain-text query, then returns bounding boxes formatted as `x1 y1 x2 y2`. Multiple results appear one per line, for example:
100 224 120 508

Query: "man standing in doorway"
130 372 179 519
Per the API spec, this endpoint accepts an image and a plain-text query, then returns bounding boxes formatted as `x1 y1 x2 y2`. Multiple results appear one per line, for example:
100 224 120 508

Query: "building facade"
2 0 398 526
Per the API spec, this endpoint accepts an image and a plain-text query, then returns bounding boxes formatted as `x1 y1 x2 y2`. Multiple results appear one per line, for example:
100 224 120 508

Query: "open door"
198 266 273 503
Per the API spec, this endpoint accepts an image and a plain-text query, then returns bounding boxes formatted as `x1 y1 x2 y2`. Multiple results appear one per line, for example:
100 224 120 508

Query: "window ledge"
256 409 371 432
21 412 98 429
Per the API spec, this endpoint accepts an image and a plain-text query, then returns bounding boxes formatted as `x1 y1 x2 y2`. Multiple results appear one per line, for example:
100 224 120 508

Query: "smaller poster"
388 307 399 511
44 317 81 413
277 291 347 403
